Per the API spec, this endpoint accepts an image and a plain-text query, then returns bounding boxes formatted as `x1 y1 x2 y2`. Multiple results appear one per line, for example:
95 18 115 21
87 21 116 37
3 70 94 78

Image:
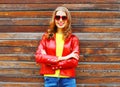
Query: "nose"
59 18 63 21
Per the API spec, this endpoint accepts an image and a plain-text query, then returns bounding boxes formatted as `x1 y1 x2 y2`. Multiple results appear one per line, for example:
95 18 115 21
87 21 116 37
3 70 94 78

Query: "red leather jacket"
35 33 80 77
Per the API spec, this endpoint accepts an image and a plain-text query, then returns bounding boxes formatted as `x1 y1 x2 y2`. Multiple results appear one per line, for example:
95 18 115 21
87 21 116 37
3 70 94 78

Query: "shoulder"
41 32 55 41
41 33 48 40
70 34 79 41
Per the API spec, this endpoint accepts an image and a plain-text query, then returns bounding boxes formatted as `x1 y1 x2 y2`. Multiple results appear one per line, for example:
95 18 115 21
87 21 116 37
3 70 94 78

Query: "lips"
58 22 64 26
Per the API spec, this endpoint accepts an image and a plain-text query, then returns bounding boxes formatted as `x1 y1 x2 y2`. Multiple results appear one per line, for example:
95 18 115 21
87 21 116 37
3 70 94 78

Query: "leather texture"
35 33 80 77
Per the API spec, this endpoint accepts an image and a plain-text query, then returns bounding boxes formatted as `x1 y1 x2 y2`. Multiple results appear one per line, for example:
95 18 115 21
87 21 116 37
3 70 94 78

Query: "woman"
35 6 80 87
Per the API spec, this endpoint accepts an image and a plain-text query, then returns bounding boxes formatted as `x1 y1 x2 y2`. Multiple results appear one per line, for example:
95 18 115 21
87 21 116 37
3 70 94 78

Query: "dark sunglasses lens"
55 16 60 20
55 16 67 20
62 16 67 20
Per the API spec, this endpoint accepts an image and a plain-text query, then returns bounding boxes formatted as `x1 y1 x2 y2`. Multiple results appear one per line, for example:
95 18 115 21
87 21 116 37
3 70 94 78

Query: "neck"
57 28 63 34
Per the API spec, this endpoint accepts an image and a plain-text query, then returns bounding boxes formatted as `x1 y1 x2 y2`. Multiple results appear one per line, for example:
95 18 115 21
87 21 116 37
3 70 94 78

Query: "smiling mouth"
58 22 64 26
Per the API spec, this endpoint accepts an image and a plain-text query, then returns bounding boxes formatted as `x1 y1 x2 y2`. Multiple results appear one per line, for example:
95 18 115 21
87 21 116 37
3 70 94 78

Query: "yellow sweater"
44 33 67 77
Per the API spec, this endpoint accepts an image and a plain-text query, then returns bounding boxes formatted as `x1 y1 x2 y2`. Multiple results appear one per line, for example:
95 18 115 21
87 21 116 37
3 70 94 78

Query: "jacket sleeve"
52 36 80 69
35 35 58 65
52 59 78 69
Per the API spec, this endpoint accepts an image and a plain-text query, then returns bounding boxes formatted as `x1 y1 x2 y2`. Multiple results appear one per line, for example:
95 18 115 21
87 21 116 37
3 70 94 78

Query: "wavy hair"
46 6 72 39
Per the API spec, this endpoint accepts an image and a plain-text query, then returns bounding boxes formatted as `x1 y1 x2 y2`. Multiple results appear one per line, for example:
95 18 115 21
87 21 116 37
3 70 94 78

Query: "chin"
57 25 65 29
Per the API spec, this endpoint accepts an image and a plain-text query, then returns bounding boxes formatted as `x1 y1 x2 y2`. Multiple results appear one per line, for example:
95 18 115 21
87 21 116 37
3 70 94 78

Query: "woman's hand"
58 51 79 61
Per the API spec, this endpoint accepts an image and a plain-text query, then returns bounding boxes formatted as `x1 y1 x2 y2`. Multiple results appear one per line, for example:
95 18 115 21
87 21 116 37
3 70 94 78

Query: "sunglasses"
55 15 67 21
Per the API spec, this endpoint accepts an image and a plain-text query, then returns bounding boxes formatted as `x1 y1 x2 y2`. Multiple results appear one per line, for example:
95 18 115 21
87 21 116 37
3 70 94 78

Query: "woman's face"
55 11 68 29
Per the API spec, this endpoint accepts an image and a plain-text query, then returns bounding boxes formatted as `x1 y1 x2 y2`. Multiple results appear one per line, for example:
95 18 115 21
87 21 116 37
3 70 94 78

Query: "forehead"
56 11 66 16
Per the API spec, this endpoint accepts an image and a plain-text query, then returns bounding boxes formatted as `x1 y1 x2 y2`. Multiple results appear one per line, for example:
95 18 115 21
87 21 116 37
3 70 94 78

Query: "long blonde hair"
46 6 72 39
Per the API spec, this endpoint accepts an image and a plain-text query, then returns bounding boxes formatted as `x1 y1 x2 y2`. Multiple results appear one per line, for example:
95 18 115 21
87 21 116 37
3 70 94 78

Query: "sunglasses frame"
55 15 67 21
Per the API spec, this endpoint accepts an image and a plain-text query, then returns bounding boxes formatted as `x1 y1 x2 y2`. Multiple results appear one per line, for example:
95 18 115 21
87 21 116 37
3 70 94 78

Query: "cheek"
55 20 59 26
64 21 68 25
55 20 58 25
63 21 68 28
